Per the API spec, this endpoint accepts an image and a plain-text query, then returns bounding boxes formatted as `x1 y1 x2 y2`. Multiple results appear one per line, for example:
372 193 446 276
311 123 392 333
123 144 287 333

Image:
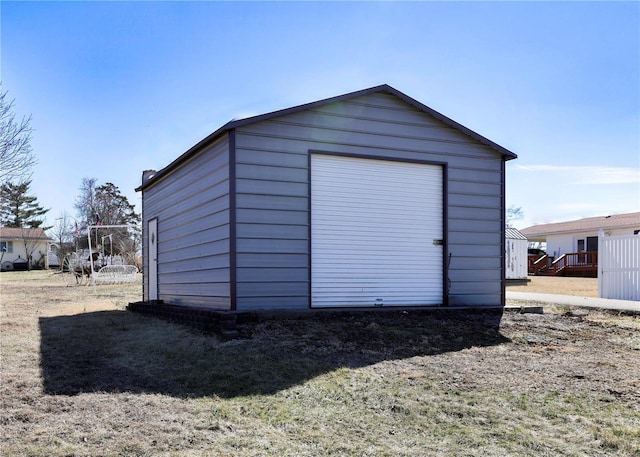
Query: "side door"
148 218 158 301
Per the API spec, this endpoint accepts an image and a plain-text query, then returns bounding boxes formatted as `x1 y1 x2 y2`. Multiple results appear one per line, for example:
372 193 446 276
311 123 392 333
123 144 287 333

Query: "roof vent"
142 169 156 185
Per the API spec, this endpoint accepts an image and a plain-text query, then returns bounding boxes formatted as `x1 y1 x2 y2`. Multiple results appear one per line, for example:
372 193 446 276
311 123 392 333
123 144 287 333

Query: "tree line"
0 84 140 268
49 178 141 261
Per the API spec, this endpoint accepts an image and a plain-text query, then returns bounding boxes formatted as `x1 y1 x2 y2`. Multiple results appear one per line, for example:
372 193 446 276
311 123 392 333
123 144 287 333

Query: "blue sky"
2 1 638 230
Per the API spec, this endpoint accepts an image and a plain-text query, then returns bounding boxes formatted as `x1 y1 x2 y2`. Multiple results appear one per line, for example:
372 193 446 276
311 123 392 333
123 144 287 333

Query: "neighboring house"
0 227 52 271
521 212 640 277
521 212 640 258
505 228 527 282
136 84 517 312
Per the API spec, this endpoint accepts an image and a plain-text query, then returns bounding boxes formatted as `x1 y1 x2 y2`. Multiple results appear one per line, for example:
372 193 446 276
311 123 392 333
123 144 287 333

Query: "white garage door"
311 154 443 308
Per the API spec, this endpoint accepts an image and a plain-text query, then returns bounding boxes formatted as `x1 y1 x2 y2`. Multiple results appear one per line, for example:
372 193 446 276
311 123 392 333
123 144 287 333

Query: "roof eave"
136 125 234 192
380 85 518 160
522 222 640 238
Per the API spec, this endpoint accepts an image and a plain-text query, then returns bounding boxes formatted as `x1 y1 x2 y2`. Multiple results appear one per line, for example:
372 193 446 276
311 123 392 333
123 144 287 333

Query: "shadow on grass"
40 309 509 398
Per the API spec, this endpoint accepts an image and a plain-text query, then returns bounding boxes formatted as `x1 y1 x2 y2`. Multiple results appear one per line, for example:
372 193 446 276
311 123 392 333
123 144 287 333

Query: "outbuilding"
136 85 517 313
505 227 528 283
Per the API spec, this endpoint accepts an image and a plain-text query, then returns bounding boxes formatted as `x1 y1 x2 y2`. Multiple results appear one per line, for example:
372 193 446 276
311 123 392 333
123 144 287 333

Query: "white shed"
505 228 527 282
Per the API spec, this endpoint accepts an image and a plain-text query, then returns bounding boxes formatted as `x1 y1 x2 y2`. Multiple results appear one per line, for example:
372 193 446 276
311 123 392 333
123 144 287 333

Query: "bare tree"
48 212 80 266
506 205 524 228
20 227 47 270
74 177 97 226
0 86 36 185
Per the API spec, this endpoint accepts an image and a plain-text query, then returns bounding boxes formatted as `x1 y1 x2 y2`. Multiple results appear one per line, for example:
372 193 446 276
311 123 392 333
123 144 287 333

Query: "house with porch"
521 212 640 277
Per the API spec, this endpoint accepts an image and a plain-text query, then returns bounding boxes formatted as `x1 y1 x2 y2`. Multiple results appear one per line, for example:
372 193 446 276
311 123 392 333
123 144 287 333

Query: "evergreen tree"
0 180 49 228
94 182 140 226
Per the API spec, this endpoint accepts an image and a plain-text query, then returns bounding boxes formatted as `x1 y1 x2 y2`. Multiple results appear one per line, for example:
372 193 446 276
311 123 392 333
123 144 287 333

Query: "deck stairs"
528 252 598 278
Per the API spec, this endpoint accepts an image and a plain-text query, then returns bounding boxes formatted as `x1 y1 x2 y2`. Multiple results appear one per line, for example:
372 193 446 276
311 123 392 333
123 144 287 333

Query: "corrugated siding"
235 92 505 309
234 146 310 310
142 134 231 309
505 238 528 280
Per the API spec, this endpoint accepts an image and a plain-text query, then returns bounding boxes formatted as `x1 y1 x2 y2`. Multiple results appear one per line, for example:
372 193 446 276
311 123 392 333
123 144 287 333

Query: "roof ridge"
137 84 517 192
521 212 640 236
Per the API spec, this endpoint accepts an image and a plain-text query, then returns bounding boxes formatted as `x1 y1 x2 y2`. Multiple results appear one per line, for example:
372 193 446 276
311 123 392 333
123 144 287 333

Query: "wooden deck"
528 252 598 278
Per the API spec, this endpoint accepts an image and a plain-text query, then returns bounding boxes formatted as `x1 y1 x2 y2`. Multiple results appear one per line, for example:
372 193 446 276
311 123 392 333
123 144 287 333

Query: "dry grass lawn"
1 270 639 456
507 276 599 297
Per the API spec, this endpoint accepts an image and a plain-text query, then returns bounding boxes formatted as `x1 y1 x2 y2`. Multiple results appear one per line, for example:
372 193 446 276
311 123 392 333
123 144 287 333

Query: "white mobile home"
137 85 518 312
522 212 640 260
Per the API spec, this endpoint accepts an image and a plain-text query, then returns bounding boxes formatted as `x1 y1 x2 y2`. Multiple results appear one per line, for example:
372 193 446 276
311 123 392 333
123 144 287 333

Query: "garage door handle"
433 239 444 246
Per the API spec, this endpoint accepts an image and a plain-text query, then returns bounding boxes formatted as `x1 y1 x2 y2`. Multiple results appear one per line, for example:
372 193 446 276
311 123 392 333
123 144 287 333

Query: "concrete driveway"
506 291 640 313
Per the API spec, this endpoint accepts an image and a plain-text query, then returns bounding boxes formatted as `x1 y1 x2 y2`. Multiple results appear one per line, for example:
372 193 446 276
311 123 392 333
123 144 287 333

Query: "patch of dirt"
471 309 639 404
243 307 640 406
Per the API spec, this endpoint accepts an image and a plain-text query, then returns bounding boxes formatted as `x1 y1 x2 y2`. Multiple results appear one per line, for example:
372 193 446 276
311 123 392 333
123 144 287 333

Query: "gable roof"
521 212 640 238
0 227 51 241
137 84 517 191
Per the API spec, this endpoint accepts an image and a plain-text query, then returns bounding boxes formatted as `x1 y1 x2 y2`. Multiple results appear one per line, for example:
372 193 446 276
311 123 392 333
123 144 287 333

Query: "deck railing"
552 252 598 275
528 252 598 276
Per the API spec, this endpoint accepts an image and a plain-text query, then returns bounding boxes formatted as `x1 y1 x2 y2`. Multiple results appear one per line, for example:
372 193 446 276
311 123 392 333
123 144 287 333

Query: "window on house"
577 239 585 252
1 241 13 253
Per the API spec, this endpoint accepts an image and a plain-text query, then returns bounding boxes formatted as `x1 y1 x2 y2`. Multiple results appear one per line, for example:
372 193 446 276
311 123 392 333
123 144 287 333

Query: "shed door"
148 218 158 301
311 154 443 308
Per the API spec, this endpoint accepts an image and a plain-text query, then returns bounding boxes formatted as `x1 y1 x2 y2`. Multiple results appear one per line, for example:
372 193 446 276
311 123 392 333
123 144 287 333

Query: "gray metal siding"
234 92 506 309
234 148 309 310
141 134 231 309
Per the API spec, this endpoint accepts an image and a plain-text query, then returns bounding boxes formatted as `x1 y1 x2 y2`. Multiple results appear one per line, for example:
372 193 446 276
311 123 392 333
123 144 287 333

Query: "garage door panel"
311 154 443 308
313 214 442 224
313 292 443 308
314 186 442 200
311 233 441 245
